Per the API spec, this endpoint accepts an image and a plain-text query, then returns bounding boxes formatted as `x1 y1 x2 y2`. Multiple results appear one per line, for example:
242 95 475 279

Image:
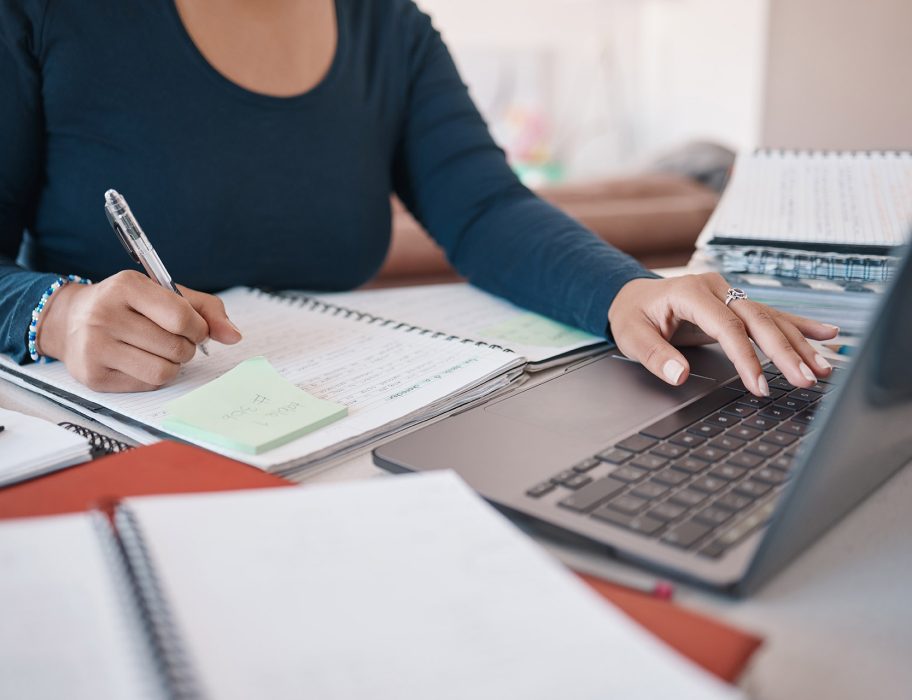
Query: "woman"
0 0 836 394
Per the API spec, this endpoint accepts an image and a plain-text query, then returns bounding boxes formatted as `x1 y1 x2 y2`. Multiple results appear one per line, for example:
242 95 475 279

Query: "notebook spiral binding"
114 507 205 700
58 421 133 457
91 512 174 700
256 289 514 354
712 246 897 283
754 148 910 159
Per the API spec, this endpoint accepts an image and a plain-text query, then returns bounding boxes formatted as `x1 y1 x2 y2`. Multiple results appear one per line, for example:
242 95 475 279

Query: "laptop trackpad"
486 354 720 443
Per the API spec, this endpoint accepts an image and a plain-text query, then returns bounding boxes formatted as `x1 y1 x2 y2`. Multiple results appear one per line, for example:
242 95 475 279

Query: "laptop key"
698 540 728 558
650 443 688 459
687 422 724 438
526 481 556 498
734 479 772 498
726 451 764 469
630 454 669 471
615 434 658 453
727 426 761 441
694 505 733 527
769 455 793 471
652 469 689 487
605 493 649 515
554 469 578 484
777 421 809 436
648 502 687 522
775 396 808 412
715 492 753 512
752 467 788 485
720 404 756 419
611 465 648 483
708 464 747 481
661 520 712 549
597 448 634 464
573 457 601 473
631 480 669 499
742 415 778 431
769 376 795 391
691 446 726 463
670 457 709 474
789 388 820 403
562 473 593 490
690 476 726 494
669 488 707 508
557 476 626 512
669 433 706 448
760 405 794 421
639 387 744 439
807 382 835 394
709 435 746 452
791 410 818 425
760 430 799 447
706 411 741 428
736 395 771 409
744 441 781 458
591 507 664 535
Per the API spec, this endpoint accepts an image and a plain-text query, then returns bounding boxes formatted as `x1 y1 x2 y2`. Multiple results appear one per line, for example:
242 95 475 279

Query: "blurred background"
415 0 910 185
382 0 910 282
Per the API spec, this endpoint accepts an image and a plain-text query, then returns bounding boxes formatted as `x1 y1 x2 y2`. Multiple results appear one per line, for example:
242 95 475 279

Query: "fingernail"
799 362 816 384
227 318 243 339
814 353 832 371
757 374 770 397
824 324 840 334
663 359 685 385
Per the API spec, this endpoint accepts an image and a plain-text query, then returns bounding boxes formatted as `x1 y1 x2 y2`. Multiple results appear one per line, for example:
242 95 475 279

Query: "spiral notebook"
0 288 525 476
697 150 912 281
0 473 740 700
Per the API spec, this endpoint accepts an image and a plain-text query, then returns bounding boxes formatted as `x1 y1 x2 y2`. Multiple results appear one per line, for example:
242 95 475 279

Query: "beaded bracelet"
28 274 92 363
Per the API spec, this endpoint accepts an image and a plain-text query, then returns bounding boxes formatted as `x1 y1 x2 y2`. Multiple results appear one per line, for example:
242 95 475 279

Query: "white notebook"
100 472 737 700
0 288 524 476
0 408 91 486
310 283 605 369
698 150 912 252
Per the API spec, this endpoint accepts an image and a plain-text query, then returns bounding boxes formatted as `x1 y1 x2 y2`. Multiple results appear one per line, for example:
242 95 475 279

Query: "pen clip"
105 209 141 264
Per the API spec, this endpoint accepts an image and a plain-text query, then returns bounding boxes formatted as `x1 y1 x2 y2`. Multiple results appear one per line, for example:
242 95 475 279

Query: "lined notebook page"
0 513 162 700
5 289 522 471
312 283 603 364
120 473 740 700
703 151 912 247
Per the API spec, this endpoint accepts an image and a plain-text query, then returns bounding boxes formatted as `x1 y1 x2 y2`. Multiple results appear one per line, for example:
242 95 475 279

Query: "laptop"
373 245 912 595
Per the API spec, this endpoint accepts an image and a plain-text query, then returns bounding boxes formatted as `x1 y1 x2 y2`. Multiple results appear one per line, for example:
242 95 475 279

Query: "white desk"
3 366 911 700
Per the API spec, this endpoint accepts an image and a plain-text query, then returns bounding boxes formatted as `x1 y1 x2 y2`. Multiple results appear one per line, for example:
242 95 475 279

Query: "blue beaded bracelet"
28 274 92 363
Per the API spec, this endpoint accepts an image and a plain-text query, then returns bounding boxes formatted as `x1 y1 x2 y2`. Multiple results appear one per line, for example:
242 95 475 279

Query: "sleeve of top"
0 1 60 363
390 1 658 341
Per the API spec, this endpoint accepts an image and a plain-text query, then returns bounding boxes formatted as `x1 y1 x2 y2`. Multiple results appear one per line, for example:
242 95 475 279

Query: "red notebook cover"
0 441 762 682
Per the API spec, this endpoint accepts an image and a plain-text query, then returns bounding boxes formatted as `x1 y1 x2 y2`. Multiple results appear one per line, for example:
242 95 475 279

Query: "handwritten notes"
480 313 593 348
163 357 347 454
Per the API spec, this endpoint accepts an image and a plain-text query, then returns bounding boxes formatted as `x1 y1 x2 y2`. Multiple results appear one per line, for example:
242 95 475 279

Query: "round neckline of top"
163 0 346 108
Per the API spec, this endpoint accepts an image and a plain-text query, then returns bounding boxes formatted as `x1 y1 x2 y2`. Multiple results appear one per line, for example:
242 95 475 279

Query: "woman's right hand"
37 270 242 392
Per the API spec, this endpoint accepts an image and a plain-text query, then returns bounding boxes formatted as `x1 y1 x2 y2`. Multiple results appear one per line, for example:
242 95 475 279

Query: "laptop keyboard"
525 364 839 559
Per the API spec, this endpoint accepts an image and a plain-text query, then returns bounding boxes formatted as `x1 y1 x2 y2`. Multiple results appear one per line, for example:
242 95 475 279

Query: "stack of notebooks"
695 149 912 335
0 286 604 478
0 471 742 700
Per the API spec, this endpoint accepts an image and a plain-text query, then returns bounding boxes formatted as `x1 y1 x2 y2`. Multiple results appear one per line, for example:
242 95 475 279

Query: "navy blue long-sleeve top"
0 0 654 363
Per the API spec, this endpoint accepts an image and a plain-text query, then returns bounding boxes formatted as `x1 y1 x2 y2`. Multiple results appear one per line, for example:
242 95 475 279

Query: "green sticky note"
163 357 347 454
479 313 595 348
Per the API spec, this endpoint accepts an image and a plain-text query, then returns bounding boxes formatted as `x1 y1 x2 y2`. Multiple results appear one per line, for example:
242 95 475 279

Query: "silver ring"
724 287 748 307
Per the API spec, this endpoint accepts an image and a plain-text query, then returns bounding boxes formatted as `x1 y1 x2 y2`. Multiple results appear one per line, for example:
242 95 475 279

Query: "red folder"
0 441 761 682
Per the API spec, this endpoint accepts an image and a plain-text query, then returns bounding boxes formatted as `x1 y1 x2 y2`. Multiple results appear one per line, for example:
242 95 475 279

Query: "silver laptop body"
374 247 912 595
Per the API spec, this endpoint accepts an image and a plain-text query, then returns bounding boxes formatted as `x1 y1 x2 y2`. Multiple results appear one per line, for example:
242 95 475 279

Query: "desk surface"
3 366 911 700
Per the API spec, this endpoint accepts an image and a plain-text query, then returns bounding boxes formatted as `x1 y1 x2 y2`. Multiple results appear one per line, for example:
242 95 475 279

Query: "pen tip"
104 189 119 203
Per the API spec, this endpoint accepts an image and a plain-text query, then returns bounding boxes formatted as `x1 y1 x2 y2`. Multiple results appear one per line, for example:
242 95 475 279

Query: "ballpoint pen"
103 189 209 356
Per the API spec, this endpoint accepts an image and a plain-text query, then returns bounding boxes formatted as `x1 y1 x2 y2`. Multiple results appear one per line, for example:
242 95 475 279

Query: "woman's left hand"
607 273 839 397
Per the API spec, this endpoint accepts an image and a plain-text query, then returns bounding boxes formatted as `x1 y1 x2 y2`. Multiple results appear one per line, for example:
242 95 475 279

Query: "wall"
762 0 912 151
415 0 769 180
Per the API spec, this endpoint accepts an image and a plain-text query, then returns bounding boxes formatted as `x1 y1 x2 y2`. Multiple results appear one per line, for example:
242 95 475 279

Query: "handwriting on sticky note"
479 313 594 348
163 357 347 454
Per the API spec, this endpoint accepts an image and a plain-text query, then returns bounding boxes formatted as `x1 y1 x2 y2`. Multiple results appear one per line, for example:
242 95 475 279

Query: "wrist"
34 282 87 361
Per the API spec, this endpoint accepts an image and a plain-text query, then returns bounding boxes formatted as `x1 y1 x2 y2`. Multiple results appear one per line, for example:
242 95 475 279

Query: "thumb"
616 317 690 387
178 286 243 345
